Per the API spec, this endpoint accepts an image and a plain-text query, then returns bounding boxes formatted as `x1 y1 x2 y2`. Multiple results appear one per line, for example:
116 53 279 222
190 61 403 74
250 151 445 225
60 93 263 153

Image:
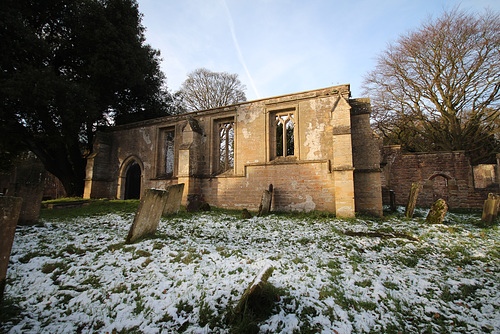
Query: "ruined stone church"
84 85 383 217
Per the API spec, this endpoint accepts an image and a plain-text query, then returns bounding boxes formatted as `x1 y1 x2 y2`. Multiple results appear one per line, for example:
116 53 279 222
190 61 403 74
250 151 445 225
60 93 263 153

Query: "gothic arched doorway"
125 162 141 199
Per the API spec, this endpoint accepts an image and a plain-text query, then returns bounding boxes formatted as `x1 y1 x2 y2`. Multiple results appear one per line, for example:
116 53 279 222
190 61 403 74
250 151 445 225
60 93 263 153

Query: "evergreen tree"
0 0 173 195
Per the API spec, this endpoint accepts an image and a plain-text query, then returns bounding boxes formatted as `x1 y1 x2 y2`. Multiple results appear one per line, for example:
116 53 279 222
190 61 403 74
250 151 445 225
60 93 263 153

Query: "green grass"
0 297 23 326
43 199 257 223
41 261 67 274
40 199 140 220
42 197 90 204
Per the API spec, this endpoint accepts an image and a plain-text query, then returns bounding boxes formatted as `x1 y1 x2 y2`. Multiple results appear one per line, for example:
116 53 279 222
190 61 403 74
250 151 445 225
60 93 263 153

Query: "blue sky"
137 0 500 101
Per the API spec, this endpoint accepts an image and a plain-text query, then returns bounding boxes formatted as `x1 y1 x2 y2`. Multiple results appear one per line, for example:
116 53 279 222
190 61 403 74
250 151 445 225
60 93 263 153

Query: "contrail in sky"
221 0 261 99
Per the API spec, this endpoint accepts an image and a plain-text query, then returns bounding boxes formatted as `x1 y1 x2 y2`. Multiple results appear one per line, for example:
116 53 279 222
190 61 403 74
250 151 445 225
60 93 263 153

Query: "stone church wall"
84 85 383 217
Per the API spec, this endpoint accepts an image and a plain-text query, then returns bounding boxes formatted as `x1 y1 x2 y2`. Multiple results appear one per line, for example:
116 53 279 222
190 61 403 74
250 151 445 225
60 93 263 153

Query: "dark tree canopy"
179 68 247 112
0 0 173 195
363 8 500 164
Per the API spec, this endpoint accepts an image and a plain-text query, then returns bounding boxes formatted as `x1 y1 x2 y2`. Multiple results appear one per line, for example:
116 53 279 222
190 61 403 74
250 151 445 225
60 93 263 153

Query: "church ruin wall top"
104 84 352 131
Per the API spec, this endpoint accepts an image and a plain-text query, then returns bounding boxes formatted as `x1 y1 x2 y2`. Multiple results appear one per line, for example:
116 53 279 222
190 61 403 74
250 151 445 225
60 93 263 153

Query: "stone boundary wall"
382 146 500 209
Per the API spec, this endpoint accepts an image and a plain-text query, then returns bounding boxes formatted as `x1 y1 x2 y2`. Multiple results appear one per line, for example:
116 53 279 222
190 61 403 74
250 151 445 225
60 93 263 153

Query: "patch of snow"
2 212 499 333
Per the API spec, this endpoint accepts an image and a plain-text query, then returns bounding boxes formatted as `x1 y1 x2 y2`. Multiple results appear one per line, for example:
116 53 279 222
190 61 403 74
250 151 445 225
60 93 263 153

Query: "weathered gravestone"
186 194 202 212
258 184 273 217
481 193 500 225
162 183 185 216
405 182 420 218
234 263 275 316
426 198 448 224
13 161 46 225
241 208 252 219
0 196 23 300
126 189 169 243
126 184 186 243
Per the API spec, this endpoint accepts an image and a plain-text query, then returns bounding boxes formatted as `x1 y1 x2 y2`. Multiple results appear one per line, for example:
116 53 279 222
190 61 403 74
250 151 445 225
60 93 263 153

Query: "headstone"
186 194 203 212
14 161 46 225
389 190 396 212
162 183 185 216
426 198 448 224
405 182 420 218
126 189 169 243
258 184 273 217
241 209 252 219
0 196 23 300
481 193 500 225
234 263 274 316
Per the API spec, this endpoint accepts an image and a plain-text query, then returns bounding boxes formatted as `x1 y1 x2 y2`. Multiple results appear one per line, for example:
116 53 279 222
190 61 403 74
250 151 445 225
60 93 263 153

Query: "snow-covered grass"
1 204 499 333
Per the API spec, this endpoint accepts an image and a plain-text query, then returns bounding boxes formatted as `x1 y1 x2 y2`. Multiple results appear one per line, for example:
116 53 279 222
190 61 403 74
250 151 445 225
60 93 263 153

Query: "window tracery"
218 120 234 173
275 112 295 158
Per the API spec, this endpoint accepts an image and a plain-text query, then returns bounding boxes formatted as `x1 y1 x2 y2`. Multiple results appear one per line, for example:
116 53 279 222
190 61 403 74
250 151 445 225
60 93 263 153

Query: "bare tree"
363 8 500 164
179 68 246 112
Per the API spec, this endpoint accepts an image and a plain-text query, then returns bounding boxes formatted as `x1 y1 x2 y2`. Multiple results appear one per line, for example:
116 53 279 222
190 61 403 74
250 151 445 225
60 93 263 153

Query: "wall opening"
270 109 296 160
125 162 141 199
157 127 175 177
218 120 234 173
430 174 449 204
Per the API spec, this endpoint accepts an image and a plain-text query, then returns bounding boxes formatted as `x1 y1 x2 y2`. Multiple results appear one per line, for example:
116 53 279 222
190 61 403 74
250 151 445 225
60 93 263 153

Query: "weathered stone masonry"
84 85 383 217
382 145 500 209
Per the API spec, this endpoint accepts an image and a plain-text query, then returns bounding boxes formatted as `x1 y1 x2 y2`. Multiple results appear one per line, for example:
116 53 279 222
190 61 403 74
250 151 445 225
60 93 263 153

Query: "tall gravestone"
162 183 185 216
14 160 46 225
0 196 23 300
258 184 273 217
126 184 185 243
405 182 420 218
481 193 500 225
126 189 170 243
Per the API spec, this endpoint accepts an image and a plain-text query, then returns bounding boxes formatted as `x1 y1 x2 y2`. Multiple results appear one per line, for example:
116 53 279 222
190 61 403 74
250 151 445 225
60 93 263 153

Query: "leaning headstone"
234 263 275 316
426 198 448 224
258 184 273 217
126 189 169 243
0 196 23 300
405 182 420 218
14 161 46 225
162 183 185 216
481 193 500 225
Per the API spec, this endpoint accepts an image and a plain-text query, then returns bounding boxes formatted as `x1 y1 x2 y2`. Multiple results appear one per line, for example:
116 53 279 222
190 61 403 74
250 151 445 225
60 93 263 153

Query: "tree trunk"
25 137 87 197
